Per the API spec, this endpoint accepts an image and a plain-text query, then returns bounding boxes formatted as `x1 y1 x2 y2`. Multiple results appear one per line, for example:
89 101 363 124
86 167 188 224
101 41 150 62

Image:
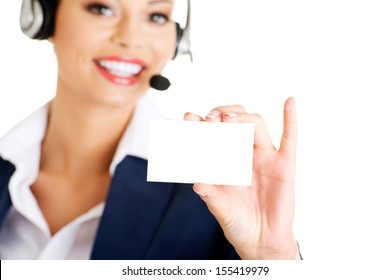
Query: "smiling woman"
0 0 300 260
52 0 176 107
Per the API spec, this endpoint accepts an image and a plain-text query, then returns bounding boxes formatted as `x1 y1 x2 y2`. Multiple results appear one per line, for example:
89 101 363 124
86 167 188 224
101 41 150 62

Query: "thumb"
193 183 230 222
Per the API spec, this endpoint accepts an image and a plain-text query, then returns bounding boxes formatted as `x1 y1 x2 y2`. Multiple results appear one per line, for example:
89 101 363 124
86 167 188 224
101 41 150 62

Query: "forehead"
55 0 176 11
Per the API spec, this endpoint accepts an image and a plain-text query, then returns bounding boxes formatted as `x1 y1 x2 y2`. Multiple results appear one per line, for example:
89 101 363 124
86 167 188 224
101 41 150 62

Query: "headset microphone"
150 75 171 91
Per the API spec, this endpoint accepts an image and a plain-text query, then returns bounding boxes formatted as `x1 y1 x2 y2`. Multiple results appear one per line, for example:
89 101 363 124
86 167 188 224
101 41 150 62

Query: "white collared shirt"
0 95 165 259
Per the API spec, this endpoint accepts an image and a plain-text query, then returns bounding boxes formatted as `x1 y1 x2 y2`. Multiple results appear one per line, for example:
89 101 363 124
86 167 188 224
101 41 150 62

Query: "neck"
40 88 135 178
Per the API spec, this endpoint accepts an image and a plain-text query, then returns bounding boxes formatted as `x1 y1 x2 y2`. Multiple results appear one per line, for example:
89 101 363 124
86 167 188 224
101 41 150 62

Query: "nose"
111 16 143 49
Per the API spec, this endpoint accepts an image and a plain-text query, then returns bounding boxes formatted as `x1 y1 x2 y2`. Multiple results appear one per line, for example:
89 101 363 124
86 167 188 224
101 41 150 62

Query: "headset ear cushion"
32 0 57 39
173 22 184 59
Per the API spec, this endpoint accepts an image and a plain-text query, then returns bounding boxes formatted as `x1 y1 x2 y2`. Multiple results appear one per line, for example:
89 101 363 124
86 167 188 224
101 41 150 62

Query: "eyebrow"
148 0 174 5
113 0 173 4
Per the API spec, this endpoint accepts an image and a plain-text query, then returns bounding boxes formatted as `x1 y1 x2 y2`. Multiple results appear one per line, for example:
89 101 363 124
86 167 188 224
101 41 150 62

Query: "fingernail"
206 110 221 120
223 112 237 118
194 189 207 197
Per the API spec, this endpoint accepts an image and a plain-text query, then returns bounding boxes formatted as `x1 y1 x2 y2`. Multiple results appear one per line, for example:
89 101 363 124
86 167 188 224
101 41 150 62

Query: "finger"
222 112 275 150
193 183 231 219
205 110 222 122
279 97 298 157
205 105 247 122
183 112 204 121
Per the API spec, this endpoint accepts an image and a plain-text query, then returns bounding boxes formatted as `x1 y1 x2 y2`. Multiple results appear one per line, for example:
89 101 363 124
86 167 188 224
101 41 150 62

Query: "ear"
20 0 44 39
20 0 59 40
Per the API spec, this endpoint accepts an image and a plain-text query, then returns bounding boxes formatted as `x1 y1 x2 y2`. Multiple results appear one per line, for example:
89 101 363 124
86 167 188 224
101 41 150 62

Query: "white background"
1 0 390 278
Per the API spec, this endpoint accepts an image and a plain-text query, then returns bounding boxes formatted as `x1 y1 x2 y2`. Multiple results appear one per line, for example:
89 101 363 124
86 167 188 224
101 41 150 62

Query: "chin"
89 87 147 109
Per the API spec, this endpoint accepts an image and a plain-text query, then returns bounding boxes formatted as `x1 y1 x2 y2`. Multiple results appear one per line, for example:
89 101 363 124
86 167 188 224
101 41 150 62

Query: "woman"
0 0 300 259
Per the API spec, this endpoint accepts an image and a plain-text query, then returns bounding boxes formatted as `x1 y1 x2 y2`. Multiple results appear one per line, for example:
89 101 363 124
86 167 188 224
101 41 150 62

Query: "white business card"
147 120 254 186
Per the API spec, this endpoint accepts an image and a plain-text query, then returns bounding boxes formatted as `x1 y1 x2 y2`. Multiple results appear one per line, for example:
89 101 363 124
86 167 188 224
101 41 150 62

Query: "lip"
93 56 146 87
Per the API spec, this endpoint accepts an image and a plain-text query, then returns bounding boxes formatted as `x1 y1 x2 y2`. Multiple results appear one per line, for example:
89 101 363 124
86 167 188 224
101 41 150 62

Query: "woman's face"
52 0 176 107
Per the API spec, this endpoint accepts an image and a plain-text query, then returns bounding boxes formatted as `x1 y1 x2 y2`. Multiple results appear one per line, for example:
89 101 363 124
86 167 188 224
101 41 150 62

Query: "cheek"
55 21 98 53
54 6 103 60
153 29 177 68
53 23 105 74
53 35 94 78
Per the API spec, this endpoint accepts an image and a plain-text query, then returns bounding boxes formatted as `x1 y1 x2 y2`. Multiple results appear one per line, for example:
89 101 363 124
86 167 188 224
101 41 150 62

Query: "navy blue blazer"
0 156 239 260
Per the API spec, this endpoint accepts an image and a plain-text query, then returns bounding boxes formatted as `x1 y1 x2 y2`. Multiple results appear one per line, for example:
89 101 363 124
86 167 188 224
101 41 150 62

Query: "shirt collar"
0 104 48 166
109 94 165 174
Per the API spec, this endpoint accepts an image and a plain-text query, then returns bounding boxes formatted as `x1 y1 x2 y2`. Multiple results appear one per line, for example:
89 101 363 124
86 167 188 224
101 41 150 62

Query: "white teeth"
98 60 142 77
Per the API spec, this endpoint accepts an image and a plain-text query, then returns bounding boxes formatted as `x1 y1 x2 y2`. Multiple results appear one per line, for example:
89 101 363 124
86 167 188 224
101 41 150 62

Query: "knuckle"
213 104 246 113
252 113 264 121
212 106 224 112
233 104 246 112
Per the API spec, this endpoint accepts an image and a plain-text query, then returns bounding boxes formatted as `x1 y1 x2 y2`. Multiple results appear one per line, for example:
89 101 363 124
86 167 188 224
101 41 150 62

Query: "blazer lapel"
91 156 174 259
0 158 15 229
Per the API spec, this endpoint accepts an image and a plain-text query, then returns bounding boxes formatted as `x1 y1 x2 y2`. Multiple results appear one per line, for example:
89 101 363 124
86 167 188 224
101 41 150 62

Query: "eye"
86 3 113 16
150 13 169 25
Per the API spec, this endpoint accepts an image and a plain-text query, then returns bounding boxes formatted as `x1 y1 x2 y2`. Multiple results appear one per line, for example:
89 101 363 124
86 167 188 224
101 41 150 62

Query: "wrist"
239 240 301 260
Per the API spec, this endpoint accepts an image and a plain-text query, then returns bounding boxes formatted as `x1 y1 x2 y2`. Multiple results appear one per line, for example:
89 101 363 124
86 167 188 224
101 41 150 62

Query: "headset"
20 0 192 60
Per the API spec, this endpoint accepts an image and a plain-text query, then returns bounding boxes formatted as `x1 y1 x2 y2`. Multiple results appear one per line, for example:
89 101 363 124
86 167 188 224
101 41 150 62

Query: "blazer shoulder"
0 157 15 185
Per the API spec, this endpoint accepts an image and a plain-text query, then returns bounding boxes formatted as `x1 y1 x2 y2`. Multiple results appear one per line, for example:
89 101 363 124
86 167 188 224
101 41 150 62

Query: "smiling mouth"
94 58 146 86
96 60 143 77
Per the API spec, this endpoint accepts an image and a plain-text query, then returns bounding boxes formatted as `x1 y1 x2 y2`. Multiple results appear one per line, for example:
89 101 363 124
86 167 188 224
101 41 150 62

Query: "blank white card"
147 120 254 186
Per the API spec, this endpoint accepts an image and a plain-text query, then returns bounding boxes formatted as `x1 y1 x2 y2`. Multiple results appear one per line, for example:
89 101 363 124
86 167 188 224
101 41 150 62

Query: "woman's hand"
183 97 299 260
